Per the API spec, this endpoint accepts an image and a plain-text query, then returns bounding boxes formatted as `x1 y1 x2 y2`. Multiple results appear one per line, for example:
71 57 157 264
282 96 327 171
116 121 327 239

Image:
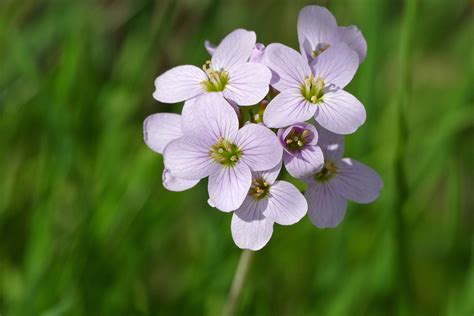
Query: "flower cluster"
144 5 382 250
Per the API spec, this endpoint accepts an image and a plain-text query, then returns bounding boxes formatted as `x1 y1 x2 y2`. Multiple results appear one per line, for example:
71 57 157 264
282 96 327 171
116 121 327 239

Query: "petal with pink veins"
162 169 200 192
163 137 218 180
231 197 274 250
212 29 256 70
224 62 271 106
143 113 182 154
153 65 207 103
316 89 366 135
235 124 282 171
263 89 316 128
265 181 307 225
208 162 252 212
305 181 347 228
284 145 324 179
333 158 383 203
310 43 359 89
263 43 312 92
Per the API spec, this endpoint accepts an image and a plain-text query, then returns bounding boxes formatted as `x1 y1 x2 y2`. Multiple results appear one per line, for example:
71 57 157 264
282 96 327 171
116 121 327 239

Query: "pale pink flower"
263 42 366 134
231 162 307 250
163 94 282 212
154 29 271 106
304 127 383 228
298 5 367 63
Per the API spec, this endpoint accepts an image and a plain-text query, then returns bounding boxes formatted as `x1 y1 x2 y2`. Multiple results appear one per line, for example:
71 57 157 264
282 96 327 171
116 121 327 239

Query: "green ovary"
201 61 229 92
301 75 324 104
314 160 338 182
209 138 241 167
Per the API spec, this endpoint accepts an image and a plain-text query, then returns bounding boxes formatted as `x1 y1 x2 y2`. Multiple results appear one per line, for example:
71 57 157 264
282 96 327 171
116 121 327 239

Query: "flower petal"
305 181 347 228
249 43 266 63
265 181 307 225
162 168 200 192
297 5 337 61
208 162 252 212
310 43 359 89
316 124 345 161
212 29 256 70
235 124 282 171
262 43 311 91
333 158 383 203
232 197 274 250
283 145 324 178
153 65 206 103
204 40 216 56
163 137 218 180
316 89 366 135
334 26 367 63
143 113 182 154
184 94 239 141
263 89 316 128
252 161 282 185
223 62 271 105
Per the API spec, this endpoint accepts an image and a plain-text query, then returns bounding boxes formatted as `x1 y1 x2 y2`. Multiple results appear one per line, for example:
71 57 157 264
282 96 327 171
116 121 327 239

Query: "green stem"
223 250 254 316
394 0 417 311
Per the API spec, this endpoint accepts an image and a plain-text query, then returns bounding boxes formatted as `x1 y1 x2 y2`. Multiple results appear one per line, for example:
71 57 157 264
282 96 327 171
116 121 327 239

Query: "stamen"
201 61 229 92
249 177 271 200
300 74 325 104
314 161 338 182
209 138 241 167
284 127 312 151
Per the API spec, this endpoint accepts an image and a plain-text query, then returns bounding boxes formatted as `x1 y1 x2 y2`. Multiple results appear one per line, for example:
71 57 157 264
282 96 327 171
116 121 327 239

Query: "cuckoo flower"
304 127 383 228
205 40 266 63
231 162 307 250
298 5 367 63
277 122 324 178
154 29 271 106
164 94 282 212
143 113 200 191
262 42 366 134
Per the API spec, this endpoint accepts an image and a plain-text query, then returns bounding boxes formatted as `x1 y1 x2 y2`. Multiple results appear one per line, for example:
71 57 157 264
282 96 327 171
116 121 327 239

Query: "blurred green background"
1 0 473 315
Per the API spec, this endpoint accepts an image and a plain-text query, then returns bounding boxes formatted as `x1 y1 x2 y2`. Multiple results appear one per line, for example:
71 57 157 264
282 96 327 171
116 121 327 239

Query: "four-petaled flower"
277 122 324 178
263 42 366 134
304 126 383 228
231 162 307 250
298 5 367 64
153 29 271 106
164 94 282 212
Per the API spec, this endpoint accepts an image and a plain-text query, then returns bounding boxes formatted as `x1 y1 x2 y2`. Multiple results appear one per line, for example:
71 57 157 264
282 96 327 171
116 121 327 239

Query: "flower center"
311 43 331 58
301 75 324 104
249 178 270 200
201 61 229 92
209 138 241 167
314 160 338 182
285 128 310 151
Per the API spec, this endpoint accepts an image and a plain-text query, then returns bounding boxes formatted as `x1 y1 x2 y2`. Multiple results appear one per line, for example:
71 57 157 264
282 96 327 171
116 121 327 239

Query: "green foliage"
0 0 473 315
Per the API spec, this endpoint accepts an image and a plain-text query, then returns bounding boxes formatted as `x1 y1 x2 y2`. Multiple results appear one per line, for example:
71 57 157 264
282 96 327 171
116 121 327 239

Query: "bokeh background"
1 0 473 315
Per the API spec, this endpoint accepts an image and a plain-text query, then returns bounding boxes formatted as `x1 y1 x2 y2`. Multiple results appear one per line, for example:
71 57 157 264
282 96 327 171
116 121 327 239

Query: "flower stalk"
223 250 254 316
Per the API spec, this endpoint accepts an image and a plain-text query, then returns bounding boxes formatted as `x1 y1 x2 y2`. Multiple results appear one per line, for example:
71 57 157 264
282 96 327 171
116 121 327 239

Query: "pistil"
202 61 229 92
301 74 325 104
